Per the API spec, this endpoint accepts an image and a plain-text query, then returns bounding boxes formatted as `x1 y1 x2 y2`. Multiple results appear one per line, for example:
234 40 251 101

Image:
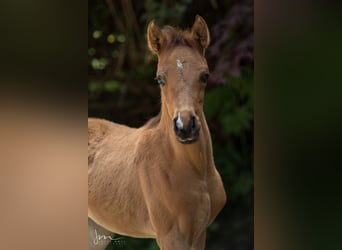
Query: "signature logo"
93 229 126 247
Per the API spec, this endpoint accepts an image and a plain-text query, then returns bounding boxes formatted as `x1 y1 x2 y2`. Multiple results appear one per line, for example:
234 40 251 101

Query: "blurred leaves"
222 105 252 135
88 80 123 100
142 0 192 25
205 72 253 203
208 0 253 85
205 74 253 135
91 58 109 70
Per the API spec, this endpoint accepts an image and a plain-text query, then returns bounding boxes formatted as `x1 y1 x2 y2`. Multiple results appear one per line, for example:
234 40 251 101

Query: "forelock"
161 26 197 50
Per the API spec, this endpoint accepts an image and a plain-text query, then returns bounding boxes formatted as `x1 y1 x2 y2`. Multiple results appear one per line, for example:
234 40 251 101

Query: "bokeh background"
88 0 253 249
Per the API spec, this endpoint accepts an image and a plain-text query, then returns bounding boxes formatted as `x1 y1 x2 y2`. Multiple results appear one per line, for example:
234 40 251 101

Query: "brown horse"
88 15 226 250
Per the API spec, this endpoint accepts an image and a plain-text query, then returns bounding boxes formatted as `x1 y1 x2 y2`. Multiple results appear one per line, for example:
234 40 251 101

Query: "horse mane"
161 26 198 50
143 113 161 129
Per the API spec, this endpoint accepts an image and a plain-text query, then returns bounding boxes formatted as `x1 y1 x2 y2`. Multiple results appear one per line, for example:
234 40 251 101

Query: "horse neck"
157 101 214 171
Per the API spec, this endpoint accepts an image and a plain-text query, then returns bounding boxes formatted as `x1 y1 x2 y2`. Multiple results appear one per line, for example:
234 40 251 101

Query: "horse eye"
154 76 166 86
200 73 210 84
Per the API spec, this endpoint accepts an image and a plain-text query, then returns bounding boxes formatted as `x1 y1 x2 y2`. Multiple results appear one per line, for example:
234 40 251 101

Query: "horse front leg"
191 231 206 250
156 229 192 250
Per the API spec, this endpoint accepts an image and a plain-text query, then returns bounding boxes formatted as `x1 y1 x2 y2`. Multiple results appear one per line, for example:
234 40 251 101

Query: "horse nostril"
190 116 197 133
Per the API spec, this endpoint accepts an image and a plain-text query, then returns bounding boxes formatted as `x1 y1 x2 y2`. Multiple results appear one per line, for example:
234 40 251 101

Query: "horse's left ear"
191 15 210 55
147 20 164 55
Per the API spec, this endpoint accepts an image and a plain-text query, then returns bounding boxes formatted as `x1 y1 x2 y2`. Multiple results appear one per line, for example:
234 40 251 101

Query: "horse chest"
164 174 213 225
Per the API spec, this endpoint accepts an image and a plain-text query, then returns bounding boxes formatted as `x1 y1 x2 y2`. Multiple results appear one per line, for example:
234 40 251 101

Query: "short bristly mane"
161 26 198 50
143 113 161 129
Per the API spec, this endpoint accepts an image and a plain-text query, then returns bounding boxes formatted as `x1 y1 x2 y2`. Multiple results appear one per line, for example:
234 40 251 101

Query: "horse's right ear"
147 20 164 55
191 15 210 55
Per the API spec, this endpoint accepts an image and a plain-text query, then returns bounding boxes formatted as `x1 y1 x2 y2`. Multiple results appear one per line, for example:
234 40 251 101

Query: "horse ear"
191 15 210 55
147 20 164 55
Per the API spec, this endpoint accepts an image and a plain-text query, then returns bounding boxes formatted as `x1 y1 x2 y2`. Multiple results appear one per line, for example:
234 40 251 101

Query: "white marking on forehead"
176 59 184 69
176 112 184 129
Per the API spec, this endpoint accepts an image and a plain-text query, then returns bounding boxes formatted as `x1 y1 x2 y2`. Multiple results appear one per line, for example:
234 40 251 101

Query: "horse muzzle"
173 111 200 144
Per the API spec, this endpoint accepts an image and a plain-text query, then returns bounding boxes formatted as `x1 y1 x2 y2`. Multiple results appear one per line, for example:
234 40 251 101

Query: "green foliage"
89 80 123 93
204 75 253 135
143 0 192 25
205 73 254 201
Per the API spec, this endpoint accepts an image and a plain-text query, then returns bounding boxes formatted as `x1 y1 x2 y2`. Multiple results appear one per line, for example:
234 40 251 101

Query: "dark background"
88 0 254 250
